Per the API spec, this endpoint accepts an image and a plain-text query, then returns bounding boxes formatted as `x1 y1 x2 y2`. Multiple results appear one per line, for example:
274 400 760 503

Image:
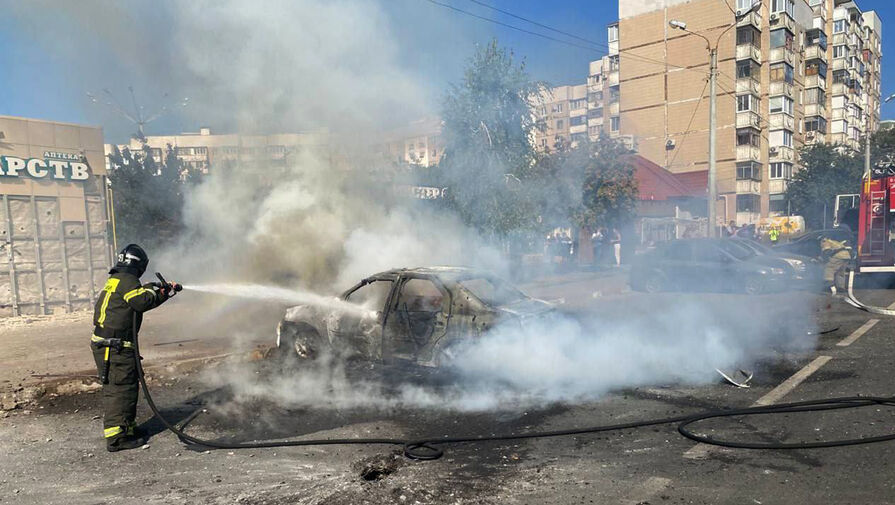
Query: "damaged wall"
0 115 112 317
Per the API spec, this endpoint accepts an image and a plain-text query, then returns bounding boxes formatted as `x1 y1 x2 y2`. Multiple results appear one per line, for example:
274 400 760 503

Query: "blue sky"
1 0 893 143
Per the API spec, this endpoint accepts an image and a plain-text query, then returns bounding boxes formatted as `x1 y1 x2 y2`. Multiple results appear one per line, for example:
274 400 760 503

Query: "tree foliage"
437 39 547 238
106 144 198 248
786 143 862 229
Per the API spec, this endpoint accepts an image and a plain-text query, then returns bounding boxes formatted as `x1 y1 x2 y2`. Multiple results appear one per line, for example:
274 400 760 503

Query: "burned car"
276 267 553 366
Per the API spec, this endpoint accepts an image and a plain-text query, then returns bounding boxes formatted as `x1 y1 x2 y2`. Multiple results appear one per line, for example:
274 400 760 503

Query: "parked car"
730 238 822 287
630 238 791 294
276 267 554 366
773 228 855 259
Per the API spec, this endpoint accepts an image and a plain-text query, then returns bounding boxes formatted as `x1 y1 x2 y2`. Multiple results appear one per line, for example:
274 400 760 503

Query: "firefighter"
90 244 179 452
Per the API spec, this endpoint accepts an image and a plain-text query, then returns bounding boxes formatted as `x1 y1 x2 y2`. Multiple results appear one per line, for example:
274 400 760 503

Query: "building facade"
106 127 332 173
0 116 112 316
534 84 589 151
615 0 882 226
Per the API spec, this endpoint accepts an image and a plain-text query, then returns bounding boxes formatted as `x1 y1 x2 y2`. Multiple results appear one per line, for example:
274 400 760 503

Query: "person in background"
769 226 780 245
591 228 604 268
724 220 737 237
611 227 622 267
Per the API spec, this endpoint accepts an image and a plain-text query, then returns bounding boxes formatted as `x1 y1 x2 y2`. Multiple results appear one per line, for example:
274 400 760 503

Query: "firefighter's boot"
107 432 146 452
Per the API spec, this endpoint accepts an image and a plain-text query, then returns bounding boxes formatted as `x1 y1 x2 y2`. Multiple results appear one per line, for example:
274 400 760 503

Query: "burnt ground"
2 284 895 504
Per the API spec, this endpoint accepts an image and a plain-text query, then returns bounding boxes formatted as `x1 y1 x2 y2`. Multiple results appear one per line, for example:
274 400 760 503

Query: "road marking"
684 355 832 459
836 319 878 347
887 300 895 310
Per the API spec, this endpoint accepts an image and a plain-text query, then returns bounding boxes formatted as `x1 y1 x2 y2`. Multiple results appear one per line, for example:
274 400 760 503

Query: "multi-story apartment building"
105 127 332 173
534 84 588 151
380 117 444 167
615 0 881 225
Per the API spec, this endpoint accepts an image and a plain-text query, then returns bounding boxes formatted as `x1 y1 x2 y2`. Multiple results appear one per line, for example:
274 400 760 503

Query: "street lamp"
669 0 760 237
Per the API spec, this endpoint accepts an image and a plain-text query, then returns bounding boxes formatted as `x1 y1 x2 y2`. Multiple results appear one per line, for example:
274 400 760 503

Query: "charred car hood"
496 298 555 318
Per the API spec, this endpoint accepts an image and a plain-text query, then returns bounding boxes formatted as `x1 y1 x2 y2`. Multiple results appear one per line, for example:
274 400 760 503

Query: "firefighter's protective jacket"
93 271 167 339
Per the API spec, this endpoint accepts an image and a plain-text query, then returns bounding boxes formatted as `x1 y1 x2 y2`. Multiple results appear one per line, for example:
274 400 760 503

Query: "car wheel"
276 321 325 361
643 273 665 293
744 276 764 295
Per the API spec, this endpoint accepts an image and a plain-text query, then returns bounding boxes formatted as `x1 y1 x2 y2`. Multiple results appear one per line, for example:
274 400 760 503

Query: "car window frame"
341 276 399 317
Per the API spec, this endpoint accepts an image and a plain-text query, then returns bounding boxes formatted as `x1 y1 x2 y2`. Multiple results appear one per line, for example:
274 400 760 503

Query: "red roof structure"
626 154 706 201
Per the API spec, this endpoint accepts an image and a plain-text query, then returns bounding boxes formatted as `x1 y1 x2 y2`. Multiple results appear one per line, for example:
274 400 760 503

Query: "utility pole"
708 47 718 237
671 1 760 238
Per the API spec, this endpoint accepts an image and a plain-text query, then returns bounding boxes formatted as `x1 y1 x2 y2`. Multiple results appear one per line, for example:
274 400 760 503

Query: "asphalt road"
2 281 895 504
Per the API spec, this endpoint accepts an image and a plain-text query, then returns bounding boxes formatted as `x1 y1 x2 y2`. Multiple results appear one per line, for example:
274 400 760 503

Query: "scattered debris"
716 368 753 388
354 452 404 482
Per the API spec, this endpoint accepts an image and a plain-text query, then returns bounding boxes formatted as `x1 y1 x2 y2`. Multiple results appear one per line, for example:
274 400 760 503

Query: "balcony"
768 113 795 130
736 44 761 62
768 11 795 33
736 77 760 95
804 103 823 117
588 117 604 126
769 145 795 162
831 82 848 95
736 111 761 129
804 45 826 61
769 179 790 194
737 10 762 30
829 132 849 144
608 71 619 87
804 74 826 90
805 130 825 144
736 145 761 162
768 47 794 65
832 58 847 71
609 102 619 116
832 33 847 46
736 180 761 194
769 81 793 96
831 107 847 119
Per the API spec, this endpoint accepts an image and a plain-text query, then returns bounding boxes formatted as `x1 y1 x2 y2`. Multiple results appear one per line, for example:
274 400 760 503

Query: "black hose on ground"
133 314 895 461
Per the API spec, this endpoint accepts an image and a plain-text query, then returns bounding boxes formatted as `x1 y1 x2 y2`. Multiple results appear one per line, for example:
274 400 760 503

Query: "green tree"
786 143 862 229
437 39 547 239
107 144 196 247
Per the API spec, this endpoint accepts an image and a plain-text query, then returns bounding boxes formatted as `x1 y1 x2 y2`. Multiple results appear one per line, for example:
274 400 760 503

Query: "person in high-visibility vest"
769 226 780 244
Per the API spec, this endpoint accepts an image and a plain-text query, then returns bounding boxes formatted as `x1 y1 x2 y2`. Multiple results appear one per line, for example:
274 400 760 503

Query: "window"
770 62 793 83
771 0 794 16
556 119 565 130
831 119 846 134
737 0 756 10
805 59 827 77
805 88 825 105
769 194 788 214
769 162 793 180
736 128 760 147
551 103 563 113
608 24 618 43
588 91 603 103
832 69 849 84
737 194 760 213
570 115 586 126
769 96 793 115
458 277 526 307
736 60 760 79
610 117 619 132
737 94 758 112
833 19 847 34
833 45 848 59
588 108 603 119
807 29 828 50
769 129 793 148
570 98 586 110
346 280 394 310
609 55 620 72
609 87 620 102
736 161 762 181
770 29 793 50
737 27 760 47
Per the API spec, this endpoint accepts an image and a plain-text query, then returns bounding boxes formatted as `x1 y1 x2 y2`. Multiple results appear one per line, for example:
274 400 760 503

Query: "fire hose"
133 278 895 461
842 268 895 316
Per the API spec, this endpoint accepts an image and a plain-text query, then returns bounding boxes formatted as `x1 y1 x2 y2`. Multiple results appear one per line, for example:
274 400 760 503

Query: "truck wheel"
744 276 764 295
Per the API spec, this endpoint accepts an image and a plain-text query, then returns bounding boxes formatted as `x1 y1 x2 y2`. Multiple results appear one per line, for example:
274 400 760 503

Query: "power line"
423 0 711 78
668 78 711 170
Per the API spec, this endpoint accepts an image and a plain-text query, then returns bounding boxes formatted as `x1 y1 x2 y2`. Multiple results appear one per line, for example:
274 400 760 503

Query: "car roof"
369 266 490 280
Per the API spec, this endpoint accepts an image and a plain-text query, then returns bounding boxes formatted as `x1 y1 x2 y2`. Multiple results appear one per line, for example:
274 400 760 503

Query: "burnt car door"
328 277 396 360
382 275 451 363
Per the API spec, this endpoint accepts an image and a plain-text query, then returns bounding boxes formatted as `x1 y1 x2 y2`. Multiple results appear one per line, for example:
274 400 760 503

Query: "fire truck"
856 163 895 274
